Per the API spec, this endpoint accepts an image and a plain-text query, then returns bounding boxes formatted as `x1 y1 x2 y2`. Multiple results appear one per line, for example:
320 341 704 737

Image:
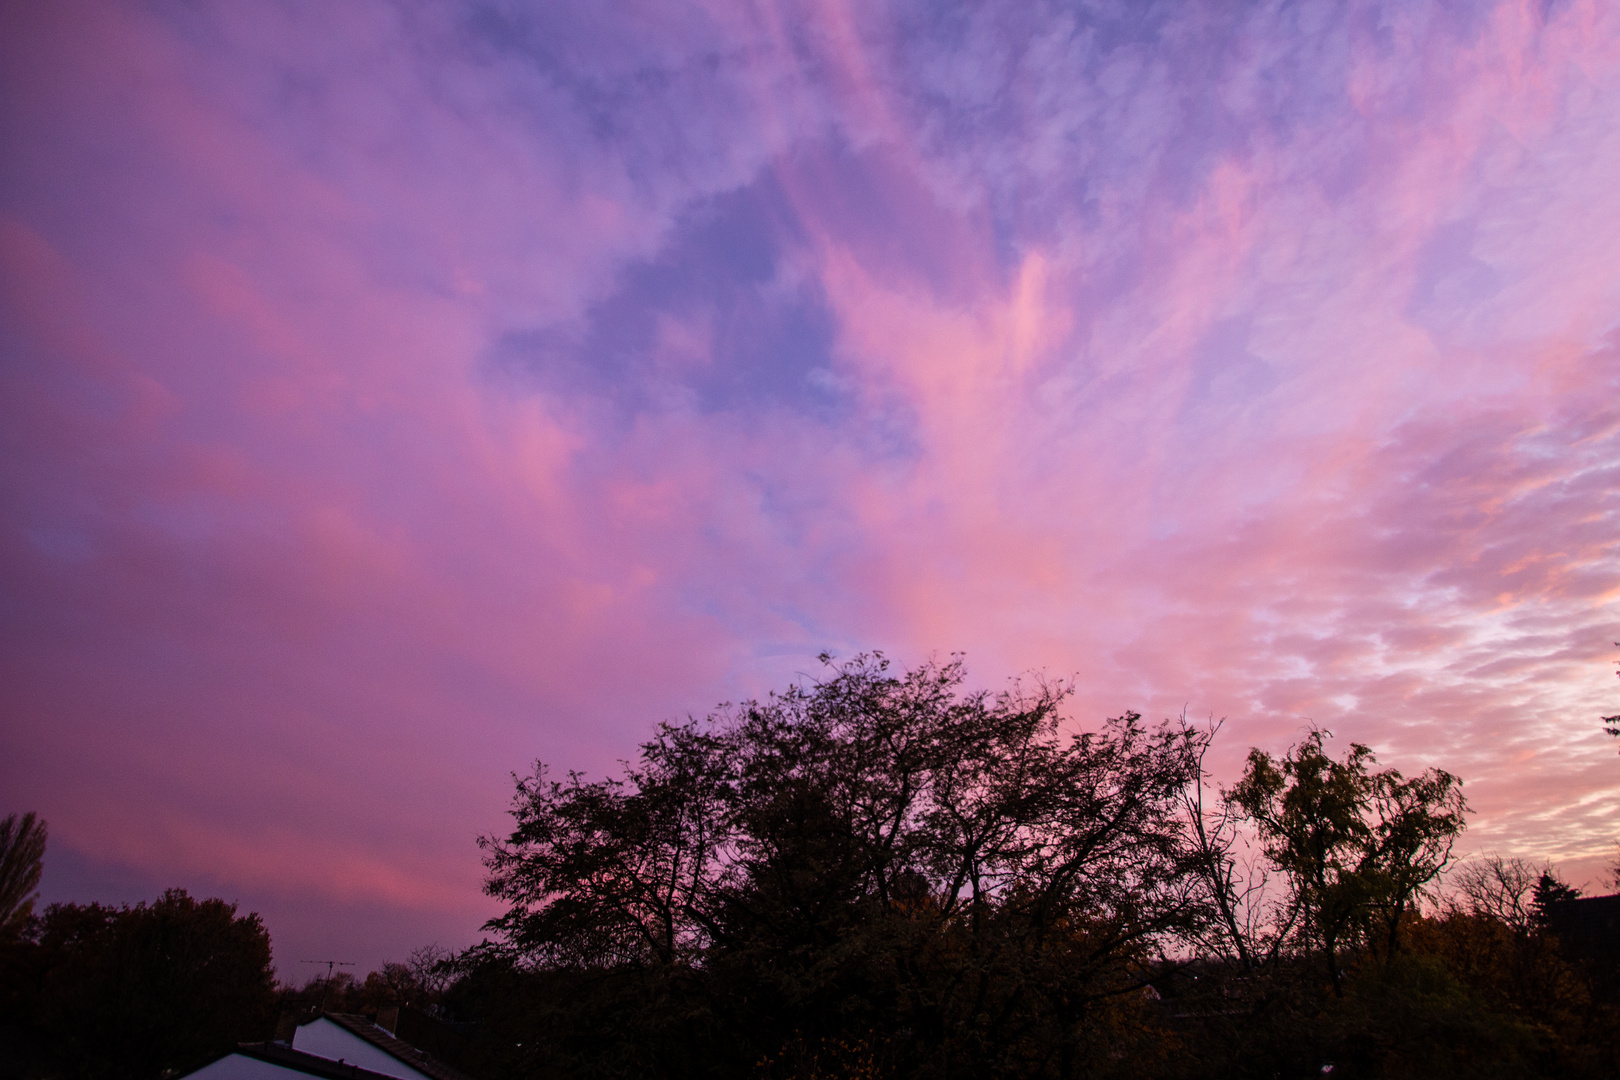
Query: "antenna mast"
299 959 357 1009
300 959 356 980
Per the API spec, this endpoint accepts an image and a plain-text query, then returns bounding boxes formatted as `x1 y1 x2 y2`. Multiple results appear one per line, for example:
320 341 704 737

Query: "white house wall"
183 1053 327 1080
290 1018 432 1080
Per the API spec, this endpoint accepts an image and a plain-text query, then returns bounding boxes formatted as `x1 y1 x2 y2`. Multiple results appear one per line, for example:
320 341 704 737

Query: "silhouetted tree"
456 656 1620 1080
1451 855 1538 930
1529 870 1581 930
0 812 47 939
1228 729 1465 995
9 889 276 1080
479 653 1212 1080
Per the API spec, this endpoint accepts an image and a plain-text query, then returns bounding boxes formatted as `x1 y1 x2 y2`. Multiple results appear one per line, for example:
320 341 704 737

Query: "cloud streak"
2 0 1618 972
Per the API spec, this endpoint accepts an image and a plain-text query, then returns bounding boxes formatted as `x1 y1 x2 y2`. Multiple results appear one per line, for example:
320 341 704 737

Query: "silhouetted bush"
0 889 276 1080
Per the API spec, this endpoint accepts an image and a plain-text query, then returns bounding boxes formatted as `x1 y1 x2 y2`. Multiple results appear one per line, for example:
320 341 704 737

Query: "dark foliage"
1157 906 1616 1079
451 656 1619 1080
8 656 1610 1080
1530 871 1582 928
475 654 1207 1080
1227 729 1466 993
0 813 47 939
0 888 277 1080
274 941 456 1025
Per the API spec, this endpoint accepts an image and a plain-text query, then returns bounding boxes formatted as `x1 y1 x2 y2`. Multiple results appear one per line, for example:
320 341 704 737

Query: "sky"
2 0 1618 978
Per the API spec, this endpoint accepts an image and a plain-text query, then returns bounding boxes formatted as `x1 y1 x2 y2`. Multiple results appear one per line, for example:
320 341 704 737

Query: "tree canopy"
0 812 47 939
8 654 1615 1080
0 888 277 1080
465 655 1548 1080
1229 730 1466 992
480 654 1211 1080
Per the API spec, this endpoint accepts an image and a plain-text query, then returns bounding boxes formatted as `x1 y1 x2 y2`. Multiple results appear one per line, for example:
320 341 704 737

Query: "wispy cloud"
2 0 1617 971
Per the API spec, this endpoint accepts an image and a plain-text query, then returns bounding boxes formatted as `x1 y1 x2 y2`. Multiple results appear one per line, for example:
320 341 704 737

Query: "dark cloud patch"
1407 218 1504 338
488 174 844 420
1183 314 1280 415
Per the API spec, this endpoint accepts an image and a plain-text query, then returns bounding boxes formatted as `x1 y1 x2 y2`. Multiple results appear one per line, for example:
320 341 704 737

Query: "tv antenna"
300 959 356 980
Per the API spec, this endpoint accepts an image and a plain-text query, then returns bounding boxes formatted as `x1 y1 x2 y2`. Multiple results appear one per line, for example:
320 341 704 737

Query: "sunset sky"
3 0 1618 977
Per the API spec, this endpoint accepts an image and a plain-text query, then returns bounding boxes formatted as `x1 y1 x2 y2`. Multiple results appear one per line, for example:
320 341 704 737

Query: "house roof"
1547 892 1620 957
197 1042 408 1079
314 1013 477 1080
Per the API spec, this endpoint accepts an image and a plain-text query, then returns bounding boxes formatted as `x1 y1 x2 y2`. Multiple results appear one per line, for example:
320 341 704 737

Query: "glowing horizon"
3 0 1617 976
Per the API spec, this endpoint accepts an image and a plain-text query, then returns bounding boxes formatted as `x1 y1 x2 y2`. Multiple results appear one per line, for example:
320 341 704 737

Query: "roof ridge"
229 1041 406 1080
316 1011 478 1080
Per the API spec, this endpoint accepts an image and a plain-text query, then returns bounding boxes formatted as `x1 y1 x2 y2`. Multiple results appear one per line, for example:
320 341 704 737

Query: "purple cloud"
3 0 1618 973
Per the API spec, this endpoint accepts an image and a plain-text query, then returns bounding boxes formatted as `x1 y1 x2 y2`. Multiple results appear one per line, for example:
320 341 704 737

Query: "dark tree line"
0 813 458 1080
3 652 1615 1080
446 654 1616 1080
477 654 1204 1080
0 885 277 1080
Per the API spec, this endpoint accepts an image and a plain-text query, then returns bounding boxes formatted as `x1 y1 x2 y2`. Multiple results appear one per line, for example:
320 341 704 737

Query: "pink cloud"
3 0 1619 973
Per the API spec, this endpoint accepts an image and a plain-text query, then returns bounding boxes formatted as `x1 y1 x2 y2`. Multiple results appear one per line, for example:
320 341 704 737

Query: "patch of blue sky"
24 525 97 562
484 175 856 423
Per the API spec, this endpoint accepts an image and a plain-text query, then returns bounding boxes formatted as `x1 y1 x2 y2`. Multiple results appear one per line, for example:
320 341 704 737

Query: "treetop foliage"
1 888 277 1080
481 654 1205 968
0 811 48 939
464 654 1595 1080
1229 730 1466 989
478 653 1211 1078
7 652 1615 1080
